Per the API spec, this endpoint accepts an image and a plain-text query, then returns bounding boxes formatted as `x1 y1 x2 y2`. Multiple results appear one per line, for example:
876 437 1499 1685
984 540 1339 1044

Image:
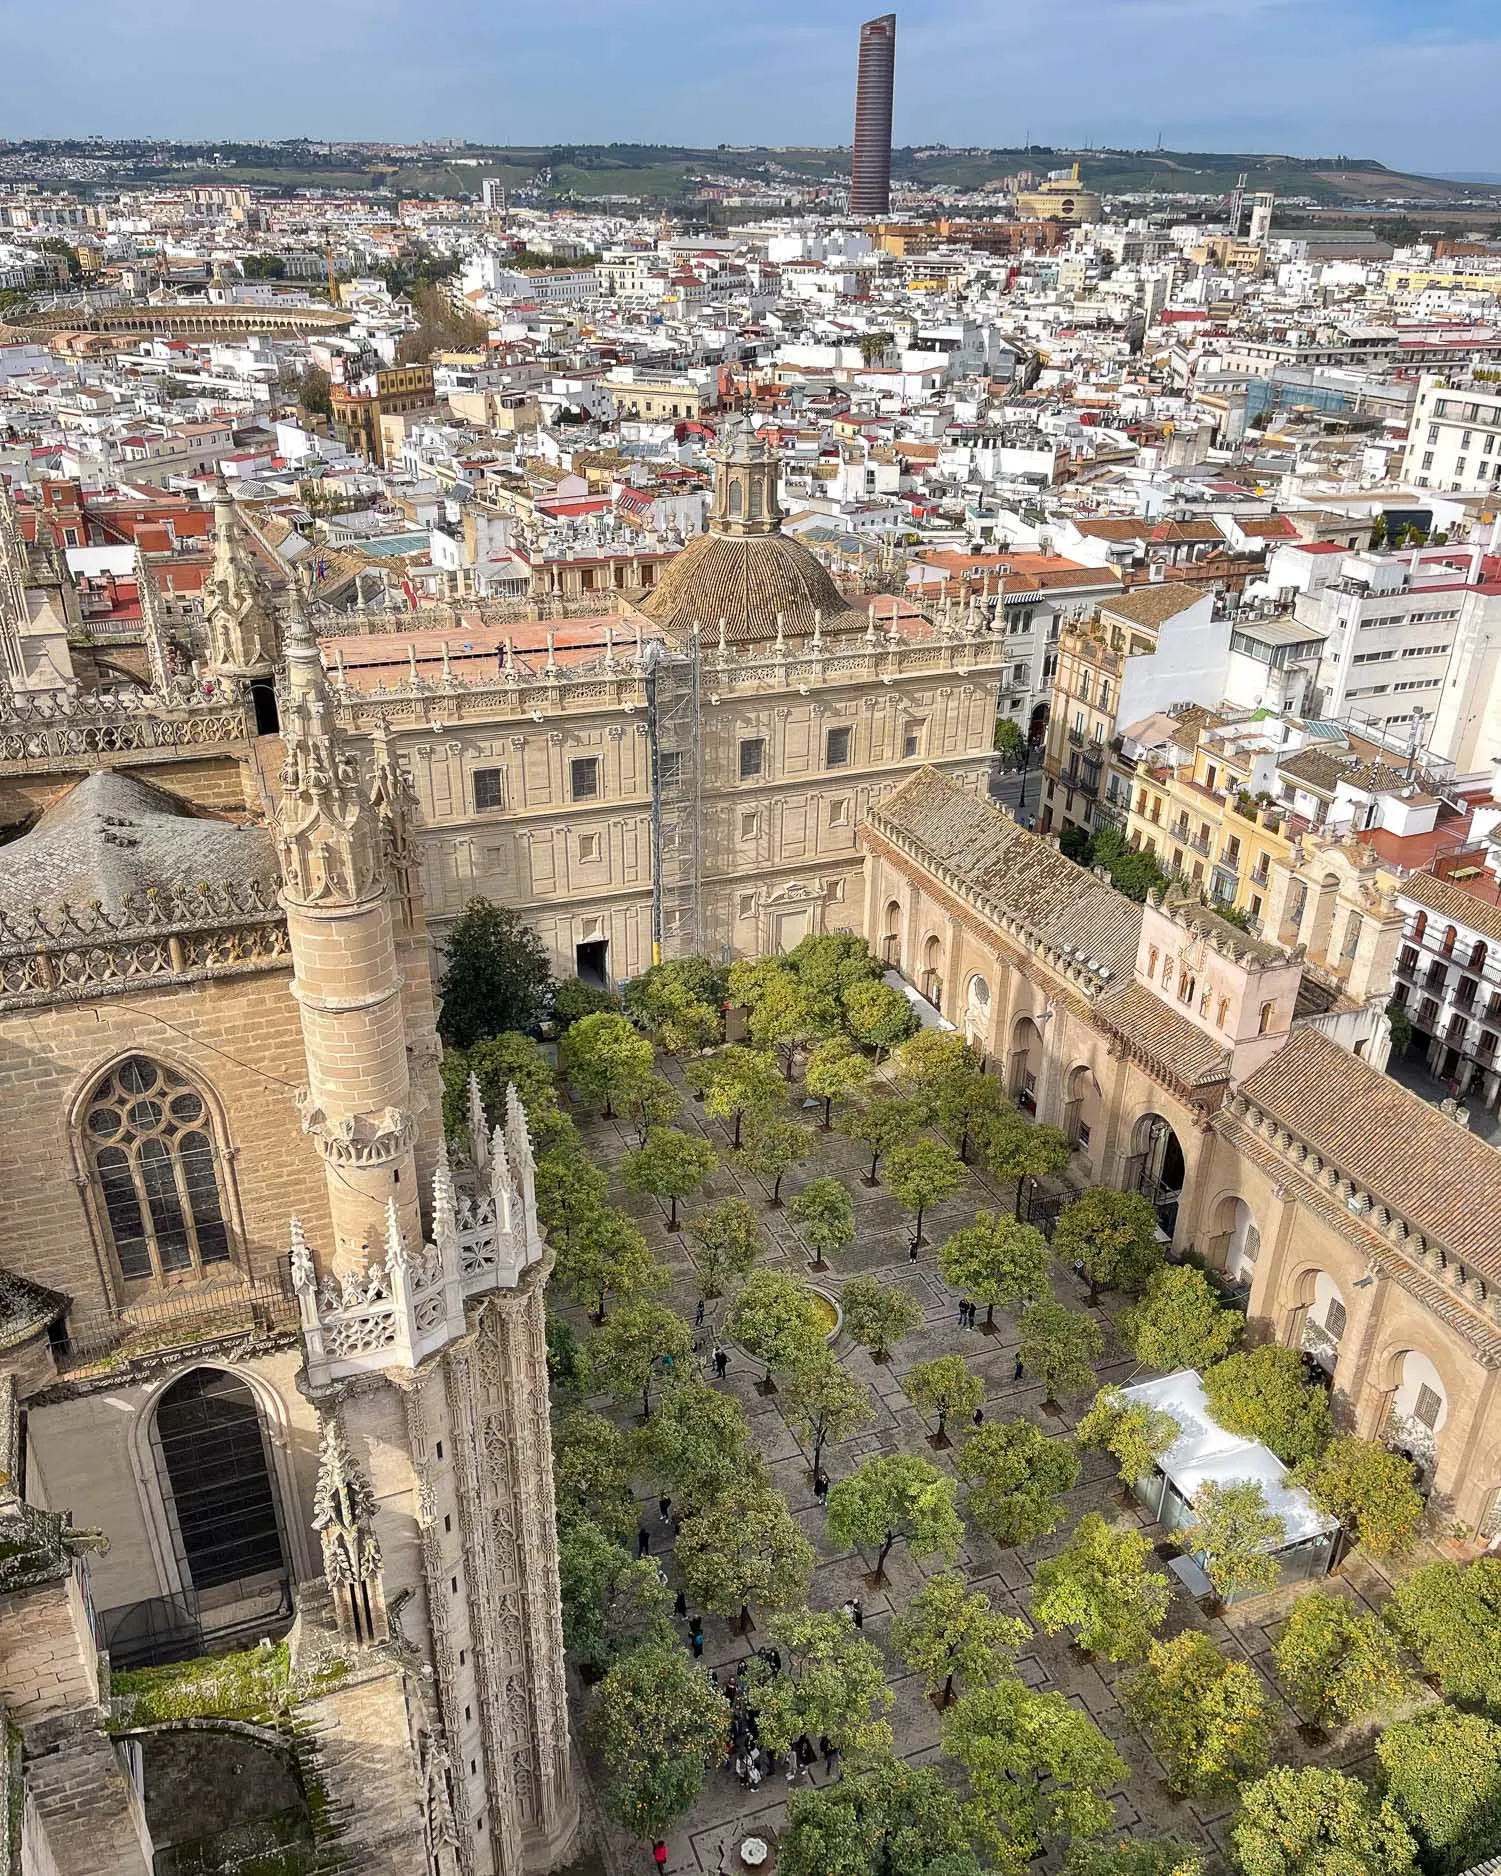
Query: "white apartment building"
1288 545 1501 769
1402 374 1501 491
1390 842 1501 1116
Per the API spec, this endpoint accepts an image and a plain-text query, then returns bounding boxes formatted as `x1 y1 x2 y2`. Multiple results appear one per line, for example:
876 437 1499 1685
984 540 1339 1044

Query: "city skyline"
3 0 1501 176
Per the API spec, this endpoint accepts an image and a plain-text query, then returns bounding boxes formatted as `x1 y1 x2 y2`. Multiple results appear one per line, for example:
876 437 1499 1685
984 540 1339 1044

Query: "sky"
3 0 1500 176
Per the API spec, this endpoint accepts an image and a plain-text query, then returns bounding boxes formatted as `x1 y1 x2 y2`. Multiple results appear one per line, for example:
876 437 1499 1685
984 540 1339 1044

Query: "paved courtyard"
559 1061 1428 1875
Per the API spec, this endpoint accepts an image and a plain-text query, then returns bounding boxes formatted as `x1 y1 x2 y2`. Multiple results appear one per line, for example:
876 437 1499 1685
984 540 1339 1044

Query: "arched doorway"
1207 1194 1260 1285
248 678 280 736
964 973 991 1051
1028 701 1048 746
1383 1350 1448 1486
1009 1015 1044 1114
1061 1063 1100 1158
1127 1113 1185 1238
882 899 902 965
152 1369 288 1598
920 934 943 1009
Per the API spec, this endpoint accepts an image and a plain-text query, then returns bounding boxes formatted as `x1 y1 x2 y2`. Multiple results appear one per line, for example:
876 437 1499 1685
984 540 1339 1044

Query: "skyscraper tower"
850 13 897 218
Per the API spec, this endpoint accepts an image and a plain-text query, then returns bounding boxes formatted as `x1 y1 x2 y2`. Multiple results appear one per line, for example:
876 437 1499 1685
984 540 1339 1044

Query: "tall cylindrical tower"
275 585 422 1272
850 13 897 218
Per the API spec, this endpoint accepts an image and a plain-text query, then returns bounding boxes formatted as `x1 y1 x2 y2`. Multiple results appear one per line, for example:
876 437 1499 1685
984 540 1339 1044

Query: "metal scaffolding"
643 629 704 963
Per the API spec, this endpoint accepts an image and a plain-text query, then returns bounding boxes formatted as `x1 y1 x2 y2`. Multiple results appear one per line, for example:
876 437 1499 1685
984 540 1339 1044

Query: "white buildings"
1402 375 1501 491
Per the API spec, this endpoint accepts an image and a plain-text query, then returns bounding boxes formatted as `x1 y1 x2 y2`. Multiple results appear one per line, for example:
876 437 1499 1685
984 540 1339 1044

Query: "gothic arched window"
84 1056 233 1283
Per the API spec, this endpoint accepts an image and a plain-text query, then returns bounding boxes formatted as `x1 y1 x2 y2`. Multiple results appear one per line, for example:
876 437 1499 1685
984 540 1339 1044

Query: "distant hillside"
17 137 1501 208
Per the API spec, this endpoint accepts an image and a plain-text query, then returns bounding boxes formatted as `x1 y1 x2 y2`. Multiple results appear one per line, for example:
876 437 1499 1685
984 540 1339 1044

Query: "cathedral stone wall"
0 963 330 1308
24 1349 319 1618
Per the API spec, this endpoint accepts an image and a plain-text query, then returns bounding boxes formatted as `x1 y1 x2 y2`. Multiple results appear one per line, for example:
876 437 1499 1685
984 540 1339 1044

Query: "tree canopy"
841 1094 928 1183
841 976 921 1057
1271 1589 1409 1733
620 1126 718 1231
890 1569 1027 1707
560 1010 655 1118
588 1641 729 1841
956 1417 1081 1547
684 1194 762 1298
777 1754 983 1876
883 1138 967 1247
906 1354 986 1442
686 1044 783 1147
938 1210 1052 1329
1076 1387 1180 1487
437 897 553 1047
1376 1707 1501 1876
781 1353 874 1479
825 1452 964 1583
943 1678 1126 1872
587 1297 694 1419
558 1517 675 1672
739 1112 813 1206
675 1477 816 1621
549 1203 664 1321
1180 1478 1285 1604
790 1176 855 1267
1292 1437 1424 1560
805 1037 873 1128
1120 1265 1242 1373
1122 1631 1272 1798
1230 1767 1419 1876
1032 1512 1169 1661
1052 1187 1164 1302
725 1268 827 1380
1386 1557 1501 1709
1019 1299 1104 1405
839 1274 924 1362
635 1377 754 1514
1202 1346 1333 1466
749 1606 893 1756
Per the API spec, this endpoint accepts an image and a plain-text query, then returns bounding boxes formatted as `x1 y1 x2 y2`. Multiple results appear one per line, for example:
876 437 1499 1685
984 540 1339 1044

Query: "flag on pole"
401 574 418 610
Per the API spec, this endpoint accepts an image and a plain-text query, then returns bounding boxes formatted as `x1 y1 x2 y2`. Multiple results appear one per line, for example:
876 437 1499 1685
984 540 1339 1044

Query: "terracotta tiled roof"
868 767 1142 984
1094 980 1232 1090
1401 868 1501 947
1099 585 1206 629
1238 1028 1501 1276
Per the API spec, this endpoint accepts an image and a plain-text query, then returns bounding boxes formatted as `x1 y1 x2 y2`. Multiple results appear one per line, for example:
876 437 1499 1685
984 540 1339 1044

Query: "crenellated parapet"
292 1077 544 1388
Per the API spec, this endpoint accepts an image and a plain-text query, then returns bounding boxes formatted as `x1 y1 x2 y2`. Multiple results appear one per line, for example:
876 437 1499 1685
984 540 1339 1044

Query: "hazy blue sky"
4 0 1499 175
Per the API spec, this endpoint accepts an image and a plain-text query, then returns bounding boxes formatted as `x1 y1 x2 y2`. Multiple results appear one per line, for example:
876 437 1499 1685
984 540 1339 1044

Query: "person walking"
973 1406 985 1428
850 1599 864 1631
813 1471 829 1505
908 1238 919 1262
1013 1352 1025 1382
674 1587 687 1619
637 1525 651 1558
652 1841 668 1870
658 1495 672 1526
714 1345 729 1380
691 1619 705 1660
957 1297 969 1329
968 1301 979 1329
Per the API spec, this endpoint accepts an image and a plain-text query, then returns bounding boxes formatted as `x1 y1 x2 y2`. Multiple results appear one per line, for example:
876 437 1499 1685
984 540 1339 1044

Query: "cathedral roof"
640 526 863 645
0 771 276 920
640 413 865 645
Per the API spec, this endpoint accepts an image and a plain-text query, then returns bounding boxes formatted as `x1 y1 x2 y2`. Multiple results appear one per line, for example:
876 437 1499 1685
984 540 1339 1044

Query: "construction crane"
324 245 339 307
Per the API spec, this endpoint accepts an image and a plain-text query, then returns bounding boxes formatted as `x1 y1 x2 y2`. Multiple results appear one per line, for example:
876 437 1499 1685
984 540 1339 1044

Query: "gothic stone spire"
312 1410 389 1646
204 469 279 681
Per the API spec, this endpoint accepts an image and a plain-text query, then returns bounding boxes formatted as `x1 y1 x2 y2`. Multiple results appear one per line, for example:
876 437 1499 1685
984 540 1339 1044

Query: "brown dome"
641 526 862 645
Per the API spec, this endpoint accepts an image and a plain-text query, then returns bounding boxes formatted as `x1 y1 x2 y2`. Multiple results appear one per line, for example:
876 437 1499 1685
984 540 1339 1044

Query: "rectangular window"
472 768 504 813
740 809 759 839
827 877 845 903
1414 1383 1442 1430
578 832 601 862
658 750 682 787
739 736 765 779
738 891 757 918
828 797 850 827
1325 1297 1347 1340
903 723 923 759
825 725 852 767
570 756 600 800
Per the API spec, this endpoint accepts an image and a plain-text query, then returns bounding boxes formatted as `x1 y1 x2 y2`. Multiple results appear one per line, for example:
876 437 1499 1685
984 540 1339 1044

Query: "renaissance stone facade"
861 765 1501 1540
